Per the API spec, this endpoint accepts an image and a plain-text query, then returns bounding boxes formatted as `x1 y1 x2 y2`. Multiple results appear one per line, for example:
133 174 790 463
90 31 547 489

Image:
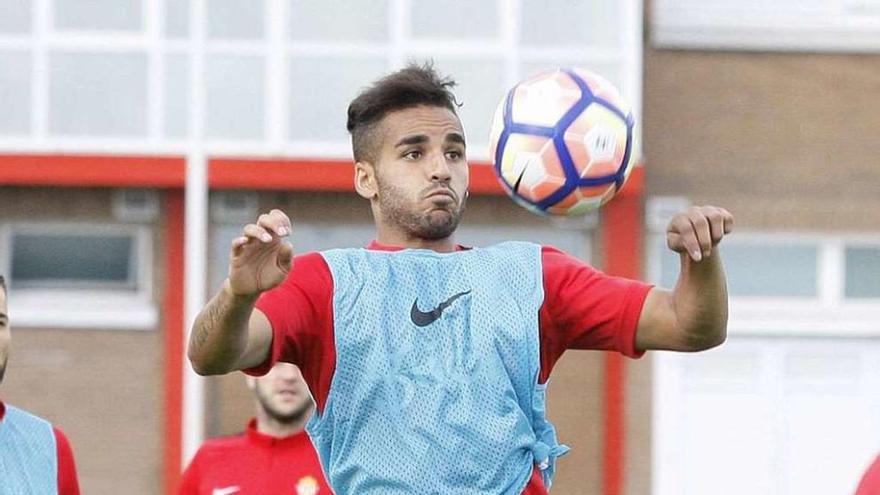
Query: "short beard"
377 181 466 240
255 386 313 425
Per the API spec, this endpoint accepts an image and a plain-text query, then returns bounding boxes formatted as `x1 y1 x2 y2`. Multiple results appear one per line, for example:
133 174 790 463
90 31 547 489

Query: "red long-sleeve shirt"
250 243 652 494
178 419 332 495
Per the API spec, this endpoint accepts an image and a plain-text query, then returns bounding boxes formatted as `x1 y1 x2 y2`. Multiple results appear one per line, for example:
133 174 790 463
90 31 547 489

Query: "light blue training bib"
308 241 568 494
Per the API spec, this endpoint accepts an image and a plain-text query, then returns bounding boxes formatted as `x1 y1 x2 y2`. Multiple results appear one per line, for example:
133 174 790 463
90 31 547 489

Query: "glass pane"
164 0 189 38
288 56 387 141
430 57 505 149
0 0 31 34
49 52 148 136
659 241 820 297
0 50 32 134
11 233 135 289
410 0 498 39
290 0 388 41
520 0 621 47
206 55 264 139
163 54 189 138
725 244 819 297
207 0 264 39
845 246 880 298
53 0 142 31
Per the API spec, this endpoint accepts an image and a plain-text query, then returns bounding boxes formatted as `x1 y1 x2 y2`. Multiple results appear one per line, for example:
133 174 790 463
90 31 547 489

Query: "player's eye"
445 150 464 161
403 150 422 160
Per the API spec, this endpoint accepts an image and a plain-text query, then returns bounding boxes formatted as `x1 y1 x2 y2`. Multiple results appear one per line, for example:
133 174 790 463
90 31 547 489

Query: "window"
287 56 388 142
205 55 265 140
410 0 499 40
647 221 880 336
289 0 389 42
654 238 820 298
49 52 148 136
1 223 156 330
53 0 143 32
520 0 622 47
11 232 136 290
0 50 31 134
163 53 190 138
846 246 880 298
0 0 640 159
207 0 264 40
164 0 189 38
0 0 31 34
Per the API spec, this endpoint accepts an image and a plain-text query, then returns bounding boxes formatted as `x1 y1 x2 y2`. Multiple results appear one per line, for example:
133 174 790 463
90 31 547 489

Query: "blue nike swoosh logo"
410 290 472 327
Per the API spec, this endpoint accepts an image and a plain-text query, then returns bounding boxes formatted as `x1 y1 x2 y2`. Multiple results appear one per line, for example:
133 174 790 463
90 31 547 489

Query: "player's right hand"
227 209 293 298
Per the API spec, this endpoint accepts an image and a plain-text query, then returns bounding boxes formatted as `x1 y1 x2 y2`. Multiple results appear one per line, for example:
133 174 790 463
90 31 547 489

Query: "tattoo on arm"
190 288 255 364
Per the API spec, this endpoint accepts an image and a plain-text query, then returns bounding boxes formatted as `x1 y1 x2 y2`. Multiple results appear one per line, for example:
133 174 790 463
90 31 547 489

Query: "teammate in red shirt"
178 362 331 495
856 454 880 494
0 275 81 495
187 64 734 494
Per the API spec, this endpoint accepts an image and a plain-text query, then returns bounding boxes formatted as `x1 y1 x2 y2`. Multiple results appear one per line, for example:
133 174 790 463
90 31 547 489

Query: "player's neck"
375 226 458 253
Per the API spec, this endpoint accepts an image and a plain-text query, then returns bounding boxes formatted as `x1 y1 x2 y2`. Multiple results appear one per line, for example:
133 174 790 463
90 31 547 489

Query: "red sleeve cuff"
616 283 654 359
241 305 280 377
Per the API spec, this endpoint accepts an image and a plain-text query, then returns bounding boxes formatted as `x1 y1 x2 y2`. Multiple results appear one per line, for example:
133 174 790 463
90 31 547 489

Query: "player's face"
0 288 9 385
373 105 469 240
252 363 313 424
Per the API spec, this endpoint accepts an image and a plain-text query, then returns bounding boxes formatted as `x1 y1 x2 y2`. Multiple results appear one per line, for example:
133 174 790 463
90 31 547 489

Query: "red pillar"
600 168 644 495
163 189 185 495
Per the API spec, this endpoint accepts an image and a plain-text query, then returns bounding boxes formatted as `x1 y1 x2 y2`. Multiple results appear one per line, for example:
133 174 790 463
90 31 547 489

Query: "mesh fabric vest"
0 405 58 495
308 242 568 494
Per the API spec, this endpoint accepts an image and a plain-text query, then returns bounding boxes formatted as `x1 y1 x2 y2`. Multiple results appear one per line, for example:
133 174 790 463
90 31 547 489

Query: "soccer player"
188 64 734 494
178 362 331 495
0 275 81 494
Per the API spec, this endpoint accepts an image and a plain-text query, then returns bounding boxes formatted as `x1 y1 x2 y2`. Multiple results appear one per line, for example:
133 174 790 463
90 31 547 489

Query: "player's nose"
429 152 452 182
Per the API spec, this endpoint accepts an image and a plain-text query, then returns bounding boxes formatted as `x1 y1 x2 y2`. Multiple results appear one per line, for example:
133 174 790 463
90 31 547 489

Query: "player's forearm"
188 281 258 375
671 247 729 350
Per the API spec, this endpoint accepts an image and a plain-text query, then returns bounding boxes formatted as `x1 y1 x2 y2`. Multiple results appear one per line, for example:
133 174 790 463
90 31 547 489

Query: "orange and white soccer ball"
488 68 637 216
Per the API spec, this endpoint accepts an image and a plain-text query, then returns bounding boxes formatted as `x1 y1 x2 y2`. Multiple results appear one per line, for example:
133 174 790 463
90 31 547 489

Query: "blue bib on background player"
308 241 569 494
0 405 58 495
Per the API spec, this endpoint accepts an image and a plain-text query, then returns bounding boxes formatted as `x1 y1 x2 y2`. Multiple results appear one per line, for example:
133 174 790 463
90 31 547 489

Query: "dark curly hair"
347 62 460 163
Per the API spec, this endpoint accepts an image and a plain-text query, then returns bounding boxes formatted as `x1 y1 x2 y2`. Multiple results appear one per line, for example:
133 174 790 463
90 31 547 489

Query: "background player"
188 64 733 494
0 275 81 494
178 362 331 495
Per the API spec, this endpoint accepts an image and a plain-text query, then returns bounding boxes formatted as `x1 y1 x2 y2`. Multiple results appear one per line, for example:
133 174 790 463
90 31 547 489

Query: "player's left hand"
666 206 734 262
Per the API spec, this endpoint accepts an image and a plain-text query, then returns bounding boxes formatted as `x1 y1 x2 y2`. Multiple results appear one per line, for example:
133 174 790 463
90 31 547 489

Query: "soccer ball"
488 68 636 216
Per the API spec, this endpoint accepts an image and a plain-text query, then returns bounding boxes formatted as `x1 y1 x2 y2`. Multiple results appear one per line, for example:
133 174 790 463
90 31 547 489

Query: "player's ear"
354 161 378 200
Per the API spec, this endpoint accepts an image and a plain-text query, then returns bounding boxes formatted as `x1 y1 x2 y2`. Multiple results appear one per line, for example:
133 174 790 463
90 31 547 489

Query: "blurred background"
0 0 878 494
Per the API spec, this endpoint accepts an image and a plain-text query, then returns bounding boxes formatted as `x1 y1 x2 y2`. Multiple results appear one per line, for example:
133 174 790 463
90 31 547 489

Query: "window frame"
0 0 643 161
648 229 880 338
